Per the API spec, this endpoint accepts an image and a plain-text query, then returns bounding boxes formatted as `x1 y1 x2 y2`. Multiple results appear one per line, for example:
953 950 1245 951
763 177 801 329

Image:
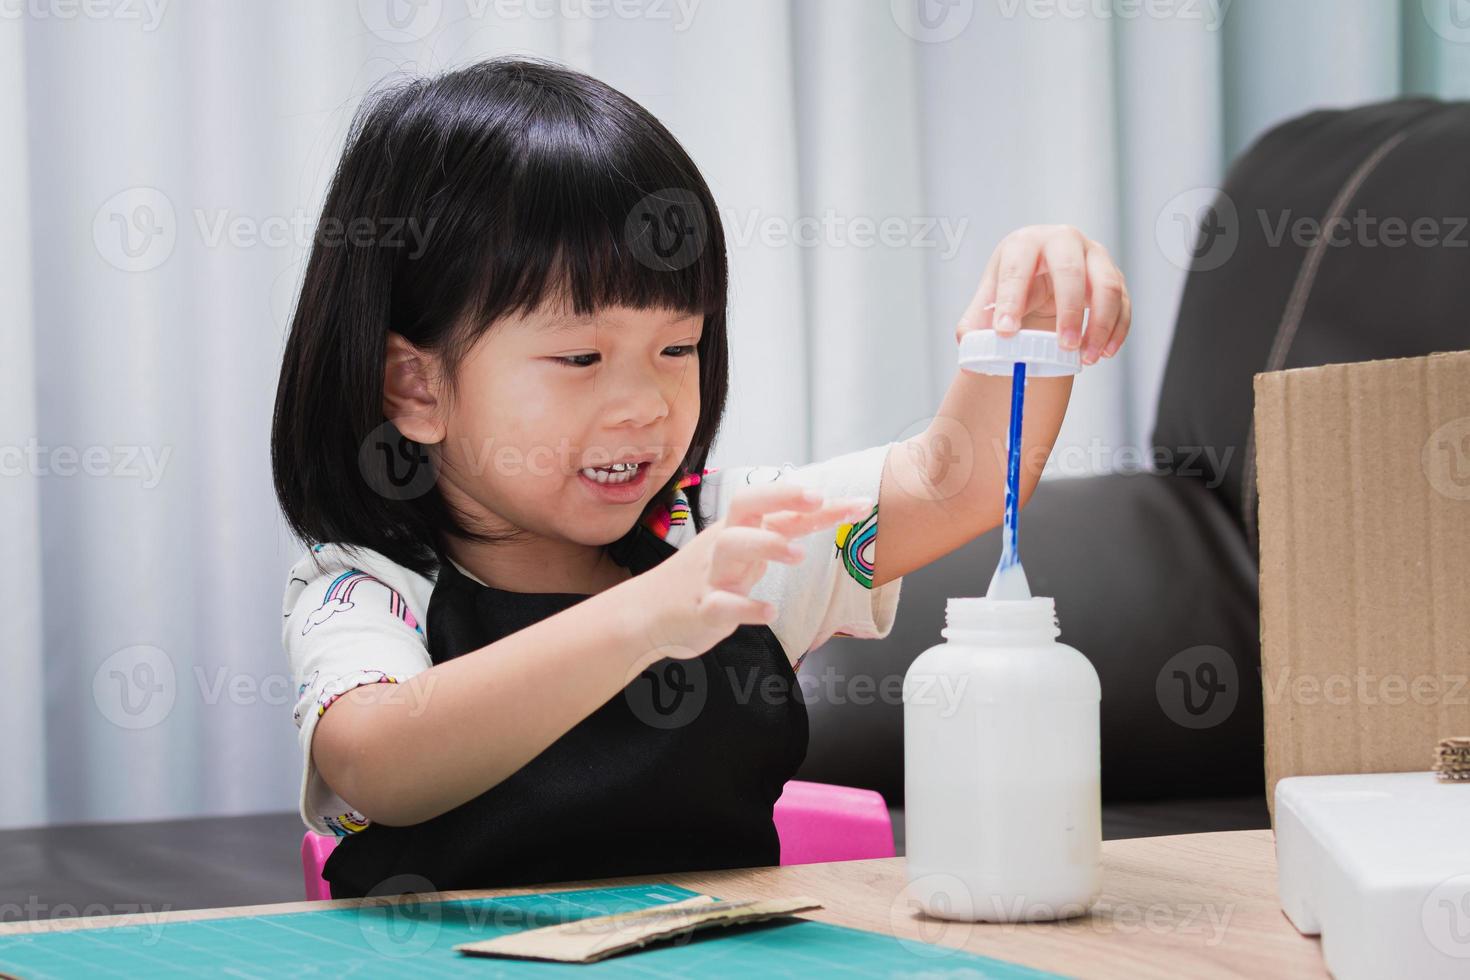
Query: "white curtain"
4 0 1468 828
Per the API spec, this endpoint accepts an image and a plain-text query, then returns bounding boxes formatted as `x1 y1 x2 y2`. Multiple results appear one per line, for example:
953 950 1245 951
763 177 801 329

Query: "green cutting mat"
0 883 1066 978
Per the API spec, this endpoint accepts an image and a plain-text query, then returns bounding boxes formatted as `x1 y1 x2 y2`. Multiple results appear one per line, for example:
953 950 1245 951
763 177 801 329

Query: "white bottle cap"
958 328 1082 378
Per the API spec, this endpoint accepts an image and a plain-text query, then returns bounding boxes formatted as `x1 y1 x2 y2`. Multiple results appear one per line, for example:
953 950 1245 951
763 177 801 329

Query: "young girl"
271 57 1130 900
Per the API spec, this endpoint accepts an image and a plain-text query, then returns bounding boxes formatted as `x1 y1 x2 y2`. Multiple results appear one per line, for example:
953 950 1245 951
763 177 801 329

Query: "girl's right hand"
626 482 874 664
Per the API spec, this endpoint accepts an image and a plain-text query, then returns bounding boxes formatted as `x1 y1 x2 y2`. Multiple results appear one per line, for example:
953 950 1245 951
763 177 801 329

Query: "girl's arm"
870 226 1131 588
312 576 663 826
873 370 1074 590
312 483 869 827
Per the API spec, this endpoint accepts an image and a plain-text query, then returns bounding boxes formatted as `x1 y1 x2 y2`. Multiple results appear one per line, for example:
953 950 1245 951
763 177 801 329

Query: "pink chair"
301 779 894 900
770 779 896 866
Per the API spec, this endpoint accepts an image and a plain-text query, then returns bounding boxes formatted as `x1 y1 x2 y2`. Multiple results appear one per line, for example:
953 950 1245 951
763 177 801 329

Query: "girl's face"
432 304 704 546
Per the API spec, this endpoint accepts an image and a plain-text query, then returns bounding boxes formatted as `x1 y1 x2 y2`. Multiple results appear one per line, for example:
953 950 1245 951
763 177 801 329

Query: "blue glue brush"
988 360 1032 599
956 322 1083 600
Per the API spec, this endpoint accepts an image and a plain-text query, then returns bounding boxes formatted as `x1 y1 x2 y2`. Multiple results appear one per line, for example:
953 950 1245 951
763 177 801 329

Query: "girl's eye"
553 346 696 368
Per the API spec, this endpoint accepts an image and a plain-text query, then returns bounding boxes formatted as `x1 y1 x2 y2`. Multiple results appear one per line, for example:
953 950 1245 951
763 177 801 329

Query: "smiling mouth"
578 461 647 485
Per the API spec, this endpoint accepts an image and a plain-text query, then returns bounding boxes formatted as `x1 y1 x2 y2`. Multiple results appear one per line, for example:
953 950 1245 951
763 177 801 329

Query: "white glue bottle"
902 327 1101 922
904 597 1101 922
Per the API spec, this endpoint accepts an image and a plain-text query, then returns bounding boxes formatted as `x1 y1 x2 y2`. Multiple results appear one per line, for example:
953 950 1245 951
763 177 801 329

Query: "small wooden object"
1432 736 1470 781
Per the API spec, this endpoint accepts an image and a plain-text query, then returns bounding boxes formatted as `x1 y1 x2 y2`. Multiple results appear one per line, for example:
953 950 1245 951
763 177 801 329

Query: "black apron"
323 521 809 898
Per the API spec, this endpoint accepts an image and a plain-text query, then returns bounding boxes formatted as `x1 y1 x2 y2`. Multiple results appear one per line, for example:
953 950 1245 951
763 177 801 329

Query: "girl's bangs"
471 139 726 328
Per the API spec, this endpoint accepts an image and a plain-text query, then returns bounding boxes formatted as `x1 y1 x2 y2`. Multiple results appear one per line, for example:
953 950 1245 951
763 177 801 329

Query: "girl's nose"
604 365 675 428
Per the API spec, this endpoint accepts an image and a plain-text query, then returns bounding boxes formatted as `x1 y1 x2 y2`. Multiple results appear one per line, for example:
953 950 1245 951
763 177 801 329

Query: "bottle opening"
942 596 1060 641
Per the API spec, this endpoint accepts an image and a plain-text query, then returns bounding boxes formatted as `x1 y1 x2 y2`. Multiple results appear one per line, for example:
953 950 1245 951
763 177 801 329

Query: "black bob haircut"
271 57 728 578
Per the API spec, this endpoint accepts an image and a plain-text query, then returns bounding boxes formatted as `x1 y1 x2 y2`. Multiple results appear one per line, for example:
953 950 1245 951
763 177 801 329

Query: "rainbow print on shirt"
834 504 878 590
302 569 423 637
322 809 371 836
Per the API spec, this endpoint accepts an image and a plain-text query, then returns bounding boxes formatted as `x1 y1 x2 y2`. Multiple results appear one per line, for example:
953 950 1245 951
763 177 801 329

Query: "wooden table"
0 829 1325 978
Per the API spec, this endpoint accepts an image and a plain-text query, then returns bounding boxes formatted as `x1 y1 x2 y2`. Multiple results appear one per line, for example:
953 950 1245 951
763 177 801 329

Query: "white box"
1275 771 1470 979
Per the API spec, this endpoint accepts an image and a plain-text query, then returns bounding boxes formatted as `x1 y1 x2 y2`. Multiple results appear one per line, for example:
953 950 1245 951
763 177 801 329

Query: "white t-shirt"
281 440 905 836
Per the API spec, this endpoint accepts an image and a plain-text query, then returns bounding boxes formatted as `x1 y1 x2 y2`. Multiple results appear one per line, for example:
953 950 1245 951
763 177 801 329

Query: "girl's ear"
383 332 448 445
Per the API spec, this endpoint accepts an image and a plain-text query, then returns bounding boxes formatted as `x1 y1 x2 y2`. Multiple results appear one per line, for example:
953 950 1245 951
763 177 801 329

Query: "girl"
271 57 1130 900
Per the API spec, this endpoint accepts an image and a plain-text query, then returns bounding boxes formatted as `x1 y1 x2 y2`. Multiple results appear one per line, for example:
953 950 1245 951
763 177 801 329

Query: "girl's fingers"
717 526 803 567
708 526 801 592
1103 280 1132 358
760 496 873 538
699 590 776 629
1041 231 1089 351
960 227 1127 356
993 234 1044 336
956 245 1003 339
709 497 873 593
724 481 823 528
1081 241 1124 365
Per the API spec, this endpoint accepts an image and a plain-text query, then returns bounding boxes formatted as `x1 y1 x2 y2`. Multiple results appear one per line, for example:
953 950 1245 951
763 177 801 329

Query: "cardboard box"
1254 349 1470 822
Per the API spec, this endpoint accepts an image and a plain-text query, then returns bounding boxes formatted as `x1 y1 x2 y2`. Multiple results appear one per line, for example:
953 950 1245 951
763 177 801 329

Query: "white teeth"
580 462 642 484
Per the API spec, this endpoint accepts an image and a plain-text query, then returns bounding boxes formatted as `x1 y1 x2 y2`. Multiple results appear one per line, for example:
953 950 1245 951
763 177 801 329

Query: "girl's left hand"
955 225 1131 366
